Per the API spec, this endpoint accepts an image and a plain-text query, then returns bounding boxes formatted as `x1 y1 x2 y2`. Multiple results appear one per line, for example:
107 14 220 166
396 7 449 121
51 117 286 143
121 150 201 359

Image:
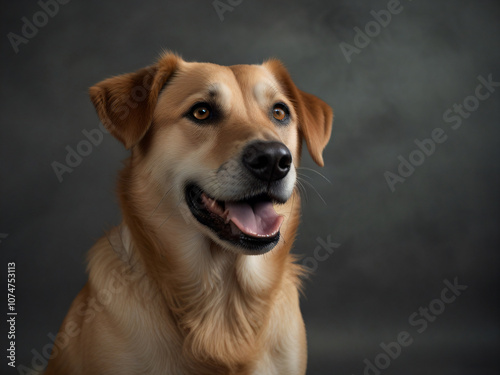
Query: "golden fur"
45 53 333 375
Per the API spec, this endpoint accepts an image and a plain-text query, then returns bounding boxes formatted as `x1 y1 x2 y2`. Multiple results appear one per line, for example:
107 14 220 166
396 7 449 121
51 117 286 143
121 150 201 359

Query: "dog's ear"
89 53 180 149
264 59 333 167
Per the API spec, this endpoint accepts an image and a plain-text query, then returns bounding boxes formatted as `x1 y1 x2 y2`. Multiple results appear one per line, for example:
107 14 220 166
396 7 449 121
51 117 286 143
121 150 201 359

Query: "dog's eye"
192 104 211 120
272 103 289 122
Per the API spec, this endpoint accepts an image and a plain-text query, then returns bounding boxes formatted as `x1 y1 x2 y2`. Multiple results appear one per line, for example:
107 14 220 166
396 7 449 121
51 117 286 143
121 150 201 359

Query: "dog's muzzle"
185 141 294 254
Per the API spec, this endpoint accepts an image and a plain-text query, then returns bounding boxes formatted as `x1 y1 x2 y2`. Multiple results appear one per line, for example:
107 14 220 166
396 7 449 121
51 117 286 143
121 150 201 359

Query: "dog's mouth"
185 184 284 253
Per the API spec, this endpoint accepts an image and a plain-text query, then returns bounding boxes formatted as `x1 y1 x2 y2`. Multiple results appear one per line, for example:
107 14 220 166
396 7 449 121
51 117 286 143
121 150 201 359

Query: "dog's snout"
242 141 292 182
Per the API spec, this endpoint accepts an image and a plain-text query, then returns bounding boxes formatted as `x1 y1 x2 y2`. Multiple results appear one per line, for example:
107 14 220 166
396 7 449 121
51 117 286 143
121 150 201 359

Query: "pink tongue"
225 201 283 238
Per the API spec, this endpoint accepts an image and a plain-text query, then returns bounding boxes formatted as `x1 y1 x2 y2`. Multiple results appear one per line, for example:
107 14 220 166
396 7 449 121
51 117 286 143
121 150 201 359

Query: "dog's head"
90 53 332 255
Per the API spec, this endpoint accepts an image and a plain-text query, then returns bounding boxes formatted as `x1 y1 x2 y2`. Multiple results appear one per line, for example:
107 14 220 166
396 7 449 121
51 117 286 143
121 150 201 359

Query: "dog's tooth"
230 221 240 235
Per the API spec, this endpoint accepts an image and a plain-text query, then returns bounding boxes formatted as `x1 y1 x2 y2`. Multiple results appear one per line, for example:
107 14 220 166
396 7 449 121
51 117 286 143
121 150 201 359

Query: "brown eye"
193 106 210 120
272 103 289 122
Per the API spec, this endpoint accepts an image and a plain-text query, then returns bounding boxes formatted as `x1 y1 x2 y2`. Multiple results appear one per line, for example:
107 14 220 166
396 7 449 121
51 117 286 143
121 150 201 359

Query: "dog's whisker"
296 172 313 181
295 178 309 203
299 178 327 205
297 167 332 184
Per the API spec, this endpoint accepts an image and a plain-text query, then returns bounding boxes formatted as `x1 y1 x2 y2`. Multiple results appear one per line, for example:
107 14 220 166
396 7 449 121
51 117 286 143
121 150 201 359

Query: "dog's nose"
242 141 292 182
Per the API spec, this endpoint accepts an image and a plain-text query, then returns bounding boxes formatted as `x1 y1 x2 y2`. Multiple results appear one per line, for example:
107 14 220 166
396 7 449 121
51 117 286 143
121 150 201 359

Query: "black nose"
242 141 292 182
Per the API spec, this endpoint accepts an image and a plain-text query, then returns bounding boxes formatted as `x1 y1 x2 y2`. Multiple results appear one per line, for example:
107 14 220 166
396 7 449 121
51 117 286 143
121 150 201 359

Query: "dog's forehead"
176 61 282 101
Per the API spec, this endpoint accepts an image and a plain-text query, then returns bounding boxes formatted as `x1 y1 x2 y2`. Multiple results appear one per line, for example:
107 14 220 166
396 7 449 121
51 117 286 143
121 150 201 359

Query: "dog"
45 52 333 375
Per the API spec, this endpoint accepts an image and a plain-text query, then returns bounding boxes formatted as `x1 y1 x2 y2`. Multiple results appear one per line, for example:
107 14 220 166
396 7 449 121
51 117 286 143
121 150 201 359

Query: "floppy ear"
89 53 180 149
264 59 333 167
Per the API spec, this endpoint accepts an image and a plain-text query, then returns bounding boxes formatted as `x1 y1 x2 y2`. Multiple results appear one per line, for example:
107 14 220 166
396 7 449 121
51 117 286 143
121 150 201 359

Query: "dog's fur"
45 53 332 375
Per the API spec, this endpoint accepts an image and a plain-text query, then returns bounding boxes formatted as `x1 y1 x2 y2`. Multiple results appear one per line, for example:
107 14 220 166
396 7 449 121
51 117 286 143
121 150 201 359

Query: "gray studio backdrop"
1 0 499 374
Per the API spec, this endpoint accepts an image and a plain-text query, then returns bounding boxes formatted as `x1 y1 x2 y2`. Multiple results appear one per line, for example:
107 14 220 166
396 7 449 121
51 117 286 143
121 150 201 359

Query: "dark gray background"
1 0 499 374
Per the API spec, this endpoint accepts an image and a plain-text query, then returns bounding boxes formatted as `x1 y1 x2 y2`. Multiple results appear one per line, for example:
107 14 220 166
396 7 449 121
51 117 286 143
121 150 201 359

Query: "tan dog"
45 52 332 375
